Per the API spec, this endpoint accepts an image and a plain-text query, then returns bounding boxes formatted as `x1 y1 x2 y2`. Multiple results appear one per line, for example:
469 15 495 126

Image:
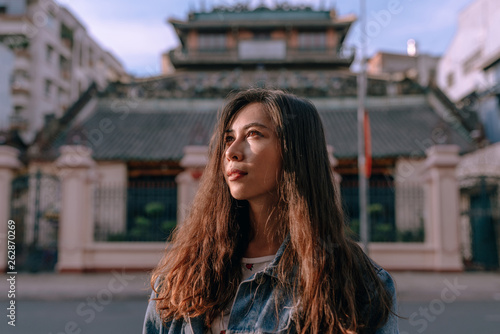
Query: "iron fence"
460 176 500 270
341 174 425 242
94 177 177 242
10 170 60 272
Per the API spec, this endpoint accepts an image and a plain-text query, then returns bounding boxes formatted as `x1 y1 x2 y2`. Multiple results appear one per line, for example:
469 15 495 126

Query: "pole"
357 0 369 254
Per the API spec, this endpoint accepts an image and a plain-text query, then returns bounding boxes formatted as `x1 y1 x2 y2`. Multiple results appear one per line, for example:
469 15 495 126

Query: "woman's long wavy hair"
151 88 393 333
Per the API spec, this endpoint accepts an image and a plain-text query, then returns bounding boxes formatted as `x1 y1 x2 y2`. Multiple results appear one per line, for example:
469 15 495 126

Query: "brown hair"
151 88 393 333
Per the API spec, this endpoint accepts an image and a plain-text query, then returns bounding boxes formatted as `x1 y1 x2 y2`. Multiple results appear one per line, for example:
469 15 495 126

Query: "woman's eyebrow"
225 122 269 133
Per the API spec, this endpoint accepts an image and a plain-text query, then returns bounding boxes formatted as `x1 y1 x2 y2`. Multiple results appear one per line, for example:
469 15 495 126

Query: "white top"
208 254 276 334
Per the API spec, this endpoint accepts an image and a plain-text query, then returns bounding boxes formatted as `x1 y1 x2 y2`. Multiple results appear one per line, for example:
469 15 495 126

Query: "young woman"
143 89 399 334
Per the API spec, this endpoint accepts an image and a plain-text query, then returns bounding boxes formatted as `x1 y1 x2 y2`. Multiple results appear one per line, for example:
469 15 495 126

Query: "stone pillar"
176 146 208 225
55 146 96 272
424 145 463 271
0 146 22 271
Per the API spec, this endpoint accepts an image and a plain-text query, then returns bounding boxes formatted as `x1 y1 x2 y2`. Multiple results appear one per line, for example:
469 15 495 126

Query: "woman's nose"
225 140 243 161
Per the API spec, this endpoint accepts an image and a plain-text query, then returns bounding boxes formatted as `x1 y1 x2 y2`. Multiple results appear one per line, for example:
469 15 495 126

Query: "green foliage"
161 220 177 232
145 202 165 216
368 203 384 214
371 223 394 242
134 216 151 228
397 226 425 242
107 201 176 242
347 203 426 243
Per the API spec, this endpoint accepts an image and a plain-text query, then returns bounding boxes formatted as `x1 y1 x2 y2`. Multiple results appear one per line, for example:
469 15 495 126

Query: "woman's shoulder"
371 262 396 295
367 261 399 333
142 289 163 334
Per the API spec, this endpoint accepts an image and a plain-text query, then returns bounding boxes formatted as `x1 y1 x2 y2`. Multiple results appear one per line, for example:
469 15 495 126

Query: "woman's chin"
230 192 248 201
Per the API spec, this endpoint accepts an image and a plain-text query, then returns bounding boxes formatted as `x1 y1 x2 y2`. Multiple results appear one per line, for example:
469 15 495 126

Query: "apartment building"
436 0 500 142
0 0 128 143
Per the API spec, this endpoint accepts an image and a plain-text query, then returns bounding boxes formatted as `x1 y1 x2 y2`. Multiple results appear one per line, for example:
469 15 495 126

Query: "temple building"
3 3 487 272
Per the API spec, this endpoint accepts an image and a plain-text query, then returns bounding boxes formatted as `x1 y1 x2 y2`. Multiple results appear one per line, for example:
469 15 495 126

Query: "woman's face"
223 102 282 204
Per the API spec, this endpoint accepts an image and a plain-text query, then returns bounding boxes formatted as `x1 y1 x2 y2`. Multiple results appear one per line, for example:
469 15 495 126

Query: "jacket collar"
262 233 296 282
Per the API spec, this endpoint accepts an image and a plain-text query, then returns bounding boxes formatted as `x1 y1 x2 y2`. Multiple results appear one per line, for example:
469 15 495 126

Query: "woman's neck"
244 200 282 258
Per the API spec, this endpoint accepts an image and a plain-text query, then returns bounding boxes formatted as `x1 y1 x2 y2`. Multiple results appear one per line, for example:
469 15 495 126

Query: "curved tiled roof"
43 101 473 161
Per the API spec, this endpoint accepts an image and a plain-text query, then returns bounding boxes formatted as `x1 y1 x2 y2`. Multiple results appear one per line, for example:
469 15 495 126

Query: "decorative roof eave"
168 17 355 31
168 54 354 69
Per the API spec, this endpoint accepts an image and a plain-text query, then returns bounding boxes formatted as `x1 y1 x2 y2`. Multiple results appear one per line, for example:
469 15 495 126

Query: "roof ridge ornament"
206 0 316 13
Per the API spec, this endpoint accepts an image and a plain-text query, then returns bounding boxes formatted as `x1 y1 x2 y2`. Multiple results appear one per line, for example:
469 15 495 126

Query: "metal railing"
341 175 425 242
94 178 177 242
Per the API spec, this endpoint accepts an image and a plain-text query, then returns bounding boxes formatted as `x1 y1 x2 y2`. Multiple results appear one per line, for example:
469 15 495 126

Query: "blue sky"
56 0 474 77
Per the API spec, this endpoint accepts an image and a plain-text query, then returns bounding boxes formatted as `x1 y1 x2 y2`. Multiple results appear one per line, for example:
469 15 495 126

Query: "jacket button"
255 275 265 285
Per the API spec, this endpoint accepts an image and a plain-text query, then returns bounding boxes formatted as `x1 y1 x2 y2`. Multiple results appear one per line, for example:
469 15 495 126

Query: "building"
0 0 129 143
0 42 14 129
367 51 439 87
163 3 356 72
1 3 481 272
436 0 500 143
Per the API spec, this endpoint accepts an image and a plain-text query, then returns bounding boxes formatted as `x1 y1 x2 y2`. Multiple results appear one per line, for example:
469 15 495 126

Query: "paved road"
2 298 500 334
398 300 500 334
2 298 147 334
1 271 499 333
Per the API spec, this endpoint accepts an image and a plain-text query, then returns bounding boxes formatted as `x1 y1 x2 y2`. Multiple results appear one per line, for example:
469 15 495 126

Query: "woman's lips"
227 169 248 181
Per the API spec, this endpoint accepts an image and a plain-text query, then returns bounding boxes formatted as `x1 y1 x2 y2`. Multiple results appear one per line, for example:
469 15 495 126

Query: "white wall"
0 44 14 130
437 0 500 101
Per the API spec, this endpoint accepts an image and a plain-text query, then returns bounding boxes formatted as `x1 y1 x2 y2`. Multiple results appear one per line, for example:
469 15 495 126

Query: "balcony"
12 91 30 107
14 53 30 71
9 115 28 131
0 18 26 35
169 44 355 68
11 76 31 94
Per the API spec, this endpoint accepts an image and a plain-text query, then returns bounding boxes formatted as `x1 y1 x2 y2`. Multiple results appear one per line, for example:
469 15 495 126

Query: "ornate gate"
460 176 500 270
10 169 61 272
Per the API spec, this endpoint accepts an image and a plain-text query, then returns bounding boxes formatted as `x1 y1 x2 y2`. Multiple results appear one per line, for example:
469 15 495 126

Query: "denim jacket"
142 236 399 334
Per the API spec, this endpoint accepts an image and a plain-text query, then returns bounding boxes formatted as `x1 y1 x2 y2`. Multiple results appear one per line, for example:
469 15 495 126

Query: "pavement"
1 270 499 302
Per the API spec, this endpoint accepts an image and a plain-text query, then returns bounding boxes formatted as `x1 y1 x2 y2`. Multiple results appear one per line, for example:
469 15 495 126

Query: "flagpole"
357 0 369 255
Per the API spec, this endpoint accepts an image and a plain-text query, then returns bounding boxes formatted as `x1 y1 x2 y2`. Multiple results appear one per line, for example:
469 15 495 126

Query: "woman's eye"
224 136 234 144
247 130 260 137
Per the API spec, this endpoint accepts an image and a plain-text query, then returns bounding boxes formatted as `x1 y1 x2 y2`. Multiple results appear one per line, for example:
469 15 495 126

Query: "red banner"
364 110 372 178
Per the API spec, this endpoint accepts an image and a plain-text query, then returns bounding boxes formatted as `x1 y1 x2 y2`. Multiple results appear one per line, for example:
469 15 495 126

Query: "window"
60 55 70 80
254 31 271 40
446 72 454 87
14 106 24 115
79 43 84 67
46 45 53 63
60 24 73 49
492 63 500 85
298 31 326 50
46 12 57 30
44 79 52 98
58 87 68 111
11 70 29 88
89 48 94 67
198 33 226 51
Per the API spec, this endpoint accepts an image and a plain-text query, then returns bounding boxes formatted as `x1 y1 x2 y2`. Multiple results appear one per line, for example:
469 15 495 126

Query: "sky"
56 0 474 77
